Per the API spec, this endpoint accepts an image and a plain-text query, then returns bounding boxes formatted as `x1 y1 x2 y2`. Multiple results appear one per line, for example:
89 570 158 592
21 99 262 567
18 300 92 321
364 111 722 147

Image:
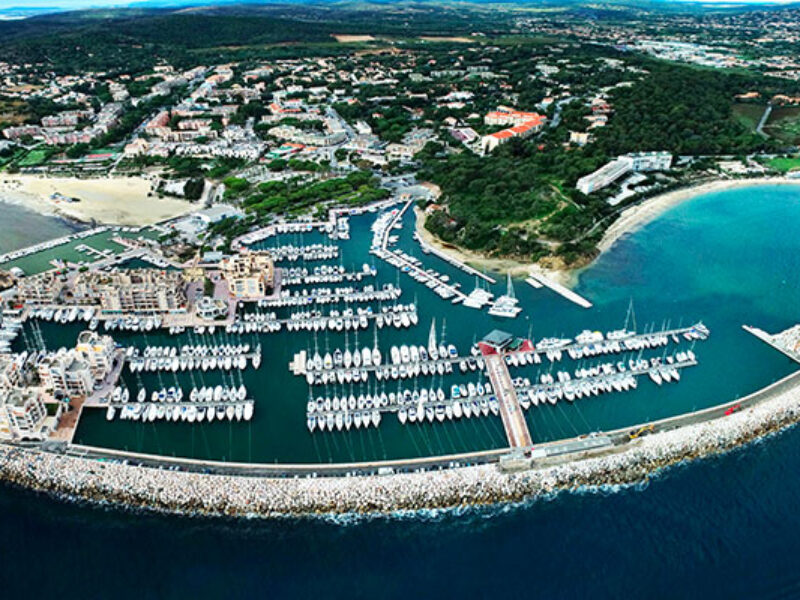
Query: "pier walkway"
482 350 533 449
414 231 496 285
373 200 468 303
527 272 592 309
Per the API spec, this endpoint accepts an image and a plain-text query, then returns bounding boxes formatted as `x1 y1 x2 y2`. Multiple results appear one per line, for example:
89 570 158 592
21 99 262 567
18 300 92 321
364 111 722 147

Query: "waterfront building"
219 250 275 300
17 272 64 305
0 354 26 389
37 349 94 398
577 157 634 195
74 330 115 383
576 152 673 195
626 151 673 172
0 388 50 441
195 296 229 320
73 269 187 314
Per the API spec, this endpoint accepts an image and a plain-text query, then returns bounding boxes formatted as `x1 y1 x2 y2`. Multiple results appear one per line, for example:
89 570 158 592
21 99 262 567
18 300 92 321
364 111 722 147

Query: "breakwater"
1 369 799 518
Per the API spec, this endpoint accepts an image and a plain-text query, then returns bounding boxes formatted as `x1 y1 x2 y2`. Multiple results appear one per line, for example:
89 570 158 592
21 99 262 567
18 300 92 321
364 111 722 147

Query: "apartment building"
73 269 187 314
219 250 275 300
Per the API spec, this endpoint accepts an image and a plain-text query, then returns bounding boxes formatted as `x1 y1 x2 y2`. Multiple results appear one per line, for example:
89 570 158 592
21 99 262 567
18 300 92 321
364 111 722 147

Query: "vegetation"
241 171 389 219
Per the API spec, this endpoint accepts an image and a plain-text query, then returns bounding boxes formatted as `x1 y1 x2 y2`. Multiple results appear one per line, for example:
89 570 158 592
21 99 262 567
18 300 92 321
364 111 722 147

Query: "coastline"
415 177 800 288
2 370 800 518
0 174 196 226
413 206 576 287
596 176 800 255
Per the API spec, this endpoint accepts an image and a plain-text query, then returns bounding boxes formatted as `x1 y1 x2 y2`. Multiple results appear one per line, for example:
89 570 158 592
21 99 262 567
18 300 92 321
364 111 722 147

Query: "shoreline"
415 177 800 288
413 207 576 287
0 174 197 227
596 176 800 255
1 371 799 518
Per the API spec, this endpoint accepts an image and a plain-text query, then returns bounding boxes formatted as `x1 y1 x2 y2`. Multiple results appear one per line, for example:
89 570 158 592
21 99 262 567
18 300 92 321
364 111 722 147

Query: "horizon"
3 0 800 18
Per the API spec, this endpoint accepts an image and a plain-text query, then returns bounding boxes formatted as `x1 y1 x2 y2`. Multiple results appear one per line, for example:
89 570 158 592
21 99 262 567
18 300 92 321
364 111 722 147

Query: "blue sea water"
3 184 800 597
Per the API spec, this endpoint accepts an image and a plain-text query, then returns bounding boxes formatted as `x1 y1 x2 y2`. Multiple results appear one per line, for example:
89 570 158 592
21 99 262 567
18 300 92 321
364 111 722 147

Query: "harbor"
0 190 796 473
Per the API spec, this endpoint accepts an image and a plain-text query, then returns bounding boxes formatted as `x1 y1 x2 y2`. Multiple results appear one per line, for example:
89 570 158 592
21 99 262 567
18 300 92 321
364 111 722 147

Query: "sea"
0 201 84 254
3 184 800 598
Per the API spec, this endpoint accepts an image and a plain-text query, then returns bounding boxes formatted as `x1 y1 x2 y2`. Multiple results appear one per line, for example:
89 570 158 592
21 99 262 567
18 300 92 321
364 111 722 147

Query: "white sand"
598 177 800 254
0 175 196 226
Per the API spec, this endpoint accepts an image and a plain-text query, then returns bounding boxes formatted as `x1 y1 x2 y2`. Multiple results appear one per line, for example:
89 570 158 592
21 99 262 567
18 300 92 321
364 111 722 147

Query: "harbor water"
59 184 800 464
3 184 800 597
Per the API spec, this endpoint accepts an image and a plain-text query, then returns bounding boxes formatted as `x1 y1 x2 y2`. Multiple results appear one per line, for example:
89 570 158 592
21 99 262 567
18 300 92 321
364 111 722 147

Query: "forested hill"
0 10 341 73
0 3 507 74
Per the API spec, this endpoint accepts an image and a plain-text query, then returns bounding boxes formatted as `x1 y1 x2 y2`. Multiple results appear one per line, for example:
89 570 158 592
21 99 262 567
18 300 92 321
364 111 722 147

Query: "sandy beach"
597 177 800 254
0 175 196 226
416 177 800 288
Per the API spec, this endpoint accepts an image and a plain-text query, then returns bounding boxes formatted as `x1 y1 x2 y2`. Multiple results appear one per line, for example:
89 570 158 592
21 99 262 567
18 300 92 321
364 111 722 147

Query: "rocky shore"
1 378 799 518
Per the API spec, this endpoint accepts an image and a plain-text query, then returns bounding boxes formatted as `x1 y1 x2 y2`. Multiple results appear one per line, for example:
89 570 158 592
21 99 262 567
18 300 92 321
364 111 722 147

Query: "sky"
0 0 797 13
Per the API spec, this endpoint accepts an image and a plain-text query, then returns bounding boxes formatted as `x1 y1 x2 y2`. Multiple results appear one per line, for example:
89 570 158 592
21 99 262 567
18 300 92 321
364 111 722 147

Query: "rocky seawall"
1 379 799 518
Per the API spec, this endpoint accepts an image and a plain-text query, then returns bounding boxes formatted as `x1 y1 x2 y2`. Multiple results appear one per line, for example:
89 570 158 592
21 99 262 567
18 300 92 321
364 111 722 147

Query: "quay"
413 231 496 285
52 355 797 481
372 200 468 304
528 272 593 309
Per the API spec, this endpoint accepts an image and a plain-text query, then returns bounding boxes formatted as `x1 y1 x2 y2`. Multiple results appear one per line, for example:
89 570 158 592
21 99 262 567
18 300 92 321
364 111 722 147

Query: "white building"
0 388 50 441
577 152 672 195
577 157 633 195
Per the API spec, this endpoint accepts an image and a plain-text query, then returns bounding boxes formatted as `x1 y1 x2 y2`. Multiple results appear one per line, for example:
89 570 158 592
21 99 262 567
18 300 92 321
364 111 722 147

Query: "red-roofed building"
481 111 546 154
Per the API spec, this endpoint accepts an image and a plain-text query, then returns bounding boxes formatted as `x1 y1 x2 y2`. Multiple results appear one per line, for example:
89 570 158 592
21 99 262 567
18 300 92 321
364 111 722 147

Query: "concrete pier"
528 272 593 309
482 352 533 449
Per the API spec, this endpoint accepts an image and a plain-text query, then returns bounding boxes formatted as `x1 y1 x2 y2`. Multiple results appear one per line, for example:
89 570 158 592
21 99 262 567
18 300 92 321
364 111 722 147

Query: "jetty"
371 201 468 304
743 324 800 363
413 231 496 285
528 272 593 309
483 351 533 448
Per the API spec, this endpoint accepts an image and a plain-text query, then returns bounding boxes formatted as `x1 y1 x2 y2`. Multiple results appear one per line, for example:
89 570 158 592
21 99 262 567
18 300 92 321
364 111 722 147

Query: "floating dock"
527 272 593 309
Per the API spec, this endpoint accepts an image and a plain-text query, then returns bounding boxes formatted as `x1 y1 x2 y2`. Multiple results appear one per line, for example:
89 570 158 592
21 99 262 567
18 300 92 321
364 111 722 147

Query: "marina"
0 185 796 472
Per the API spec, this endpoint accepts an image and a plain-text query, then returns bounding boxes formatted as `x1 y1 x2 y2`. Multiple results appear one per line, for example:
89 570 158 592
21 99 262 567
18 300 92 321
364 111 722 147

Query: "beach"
413 206 576 287
596 177 800 254
0 175 196 226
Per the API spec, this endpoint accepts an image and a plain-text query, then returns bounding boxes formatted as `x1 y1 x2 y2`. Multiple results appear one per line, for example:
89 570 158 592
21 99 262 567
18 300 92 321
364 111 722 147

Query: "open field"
16 149 50 168
764 105 800 143
766 157 800 173
732 103 766 132
333 34 375 43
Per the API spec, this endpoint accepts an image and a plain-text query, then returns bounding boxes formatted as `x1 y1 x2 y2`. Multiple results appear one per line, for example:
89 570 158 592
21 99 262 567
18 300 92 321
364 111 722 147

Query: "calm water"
60 184 800 463
0 200 83 254
3 184 800 597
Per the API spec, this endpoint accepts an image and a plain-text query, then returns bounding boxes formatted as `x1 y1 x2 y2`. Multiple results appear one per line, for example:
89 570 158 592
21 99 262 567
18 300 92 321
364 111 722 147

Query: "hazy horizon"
2 0 800 17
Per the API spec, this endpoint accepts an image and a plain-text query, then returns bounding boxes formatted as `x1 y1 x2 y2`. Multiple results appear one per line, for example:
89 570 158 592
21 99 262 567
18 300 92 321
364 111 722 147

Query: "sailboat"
488 272 522 318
